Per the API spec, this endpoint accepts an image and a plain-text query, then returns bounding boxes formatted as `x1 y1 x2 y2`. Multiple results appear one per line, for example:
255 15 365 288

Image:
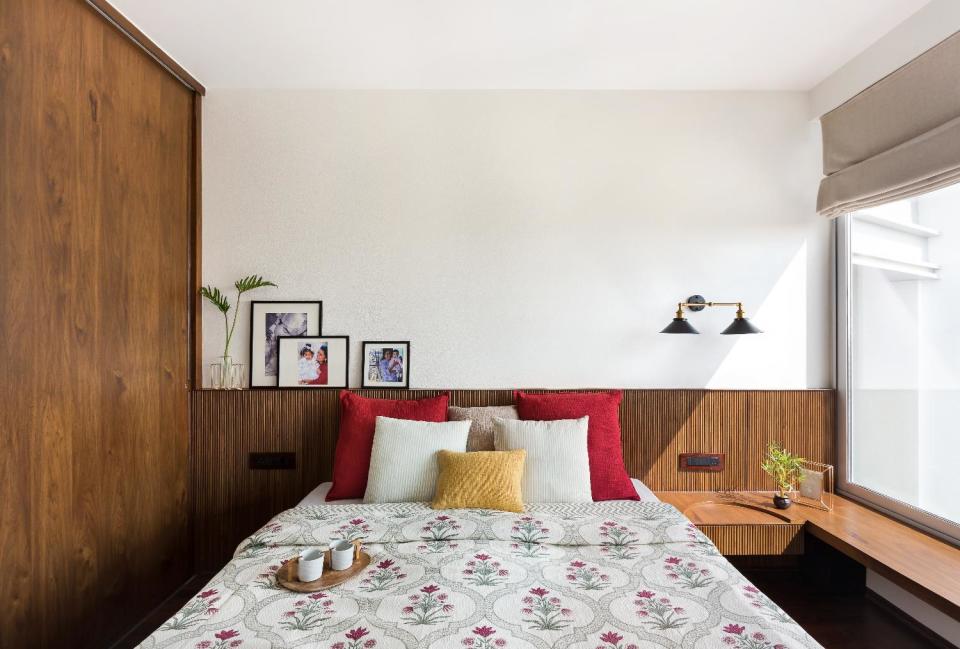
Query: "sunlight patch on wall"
706 242 808 389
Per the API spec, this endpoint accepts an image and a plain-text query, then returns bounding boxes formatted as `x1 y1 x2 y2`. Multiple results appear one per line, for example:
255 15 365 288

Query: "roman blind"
817 30 960 218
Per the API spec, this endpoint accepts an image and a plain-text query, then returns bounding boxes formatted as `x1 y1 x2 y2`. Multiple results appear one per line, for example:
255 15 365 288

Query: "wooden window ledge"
656 491 960 621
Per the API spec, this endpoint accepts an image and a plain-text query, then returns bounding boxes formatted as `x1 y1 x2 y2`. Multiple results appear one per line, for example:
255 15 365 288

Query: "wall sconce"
660 294 762 335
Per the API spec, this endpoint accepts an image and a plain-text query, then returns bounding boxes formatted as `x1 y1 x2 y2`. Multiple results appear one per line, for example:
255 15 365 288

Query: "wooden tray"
276 541 370 593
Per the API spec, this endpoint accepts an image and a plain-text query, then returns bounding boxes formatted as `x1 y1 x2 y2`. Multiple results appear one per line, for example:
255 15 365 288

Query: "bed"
138 482 822 649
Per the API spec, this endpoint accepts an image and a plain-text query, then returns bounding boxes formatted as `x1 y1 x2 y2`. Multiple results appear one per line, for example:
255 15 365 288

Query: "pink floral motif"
594 629 638 649
633 589 687 630
719 623 788 648
239 522 283 557
421 515 463 541
194 629 242 649
510 516 549 557
742 584 793 623
520 586 572 631
684 523 722 557
417 540 459 554
330 627 377 649
253 562 286 589
359 557 408 592
335 518 371 542
280 592 336 630
663 556 713 588
598 522 638 560
463 553 509 586
401 584 454 625
166 588 222 630
565 559 610 590
460 625 506 649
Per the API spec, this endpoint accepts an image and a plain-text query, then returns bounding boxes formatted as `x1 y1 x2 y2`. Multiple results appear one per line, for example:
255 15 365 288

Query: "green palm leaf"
199 285 231 313
235 275 278 295
201 274 278 361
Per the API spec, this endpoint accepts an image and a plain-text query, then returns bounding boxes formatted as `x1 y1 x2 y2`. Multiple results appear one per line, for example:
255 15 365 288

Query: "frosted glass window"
843 183 960 536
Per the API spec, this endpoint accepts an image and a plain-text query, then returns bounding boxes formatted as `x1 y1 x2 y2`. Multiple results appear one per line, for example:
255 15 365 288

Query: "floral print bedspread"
139 501 822 649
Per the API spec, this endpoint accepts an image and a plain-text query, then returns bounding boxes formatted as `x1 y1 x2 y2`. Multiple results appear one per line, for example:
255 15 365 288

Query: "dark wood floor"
739 567 943 648
118 542 948 649
735 535 951 649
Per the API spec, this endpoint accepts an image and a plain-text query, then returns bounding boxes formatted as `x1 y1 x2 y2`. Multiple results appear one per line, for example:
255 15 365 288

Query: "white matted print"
362 341 410 388
277 336 349 388
249 301 322 387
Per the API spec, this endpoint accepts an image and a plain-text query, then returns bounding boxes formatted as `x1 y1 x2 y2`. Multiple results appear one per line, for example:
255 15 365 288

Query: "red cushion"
514 390 637 501
326 390 450 500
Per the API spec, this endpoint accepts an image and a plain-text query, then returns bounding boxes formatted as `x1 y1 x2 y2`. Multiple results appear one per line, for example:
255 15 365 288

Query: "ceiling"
111 0 931 90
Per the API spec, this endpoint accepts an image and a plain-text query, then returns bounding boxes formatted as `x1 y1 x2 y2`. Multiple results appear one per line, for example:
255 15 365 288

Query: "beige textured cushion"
447 405 519 451
363 416 471 503
493 416 592 503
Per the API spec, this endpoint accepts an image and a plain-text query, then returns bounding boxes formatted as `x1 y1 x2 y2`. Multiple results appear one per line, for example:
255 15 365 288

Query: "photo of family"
276 335 349 388
362 341 410 388
296 342 328 385
248 301 322 387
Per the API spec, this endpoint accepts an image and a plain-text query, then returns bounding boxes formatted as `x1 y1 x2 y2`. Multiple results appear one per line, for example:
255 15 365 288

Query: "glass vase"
210 355 237 390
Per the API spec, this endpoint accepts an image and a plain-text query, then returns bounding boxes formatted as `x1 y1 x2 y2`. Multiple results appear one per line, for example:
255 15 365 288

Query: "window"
838 183 960 543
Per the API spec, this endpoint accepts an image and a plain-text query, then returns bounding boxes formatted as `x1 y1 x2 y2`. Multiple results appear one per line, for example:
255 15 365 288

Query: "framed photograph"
249 301 322 388
362 341 410 388
277 336 349 388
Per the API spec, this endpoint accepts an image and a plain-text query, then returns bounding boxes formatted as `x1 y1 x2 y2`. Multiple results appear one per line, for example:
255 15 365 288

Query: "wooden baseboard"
865 589 958 649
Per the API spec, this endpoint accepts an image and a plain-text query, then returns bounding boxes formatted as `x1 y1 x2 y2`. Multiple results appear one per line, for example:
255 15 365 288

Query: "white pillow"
363 416 471 503
493 416 592 503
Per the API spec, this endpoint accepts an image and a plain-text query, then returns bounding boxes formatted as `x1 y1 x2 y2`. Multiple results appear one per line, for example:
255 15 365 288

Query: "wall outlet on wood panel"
679 453 725 472
249 452 296 470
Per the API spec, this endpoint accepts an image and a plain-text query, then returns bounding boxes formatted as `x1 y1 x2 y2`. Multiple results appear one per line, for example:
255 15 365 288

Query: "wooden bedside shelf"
657 491 960 620
658 491 805 555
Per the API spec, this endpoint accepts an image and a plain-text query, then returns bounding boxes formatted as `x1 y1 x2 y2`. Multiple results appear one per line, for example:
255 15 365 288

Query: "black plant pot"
773 494 792 509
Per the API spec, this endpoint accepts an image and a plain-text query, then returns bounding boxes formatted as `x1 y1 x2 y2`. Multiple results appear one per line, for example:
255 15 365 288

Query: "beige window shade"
817 30 960 218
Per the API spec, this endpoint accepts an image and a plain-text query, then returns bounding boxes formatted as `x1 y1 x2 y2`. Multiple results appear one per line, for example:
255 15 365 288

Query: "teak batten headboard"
191 388 834 568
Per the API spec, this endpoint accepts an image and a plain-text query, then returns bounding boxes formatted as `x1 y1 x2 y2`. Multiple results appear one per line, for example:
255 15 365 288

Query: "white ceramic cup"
329 540 355 571
298 548 325 582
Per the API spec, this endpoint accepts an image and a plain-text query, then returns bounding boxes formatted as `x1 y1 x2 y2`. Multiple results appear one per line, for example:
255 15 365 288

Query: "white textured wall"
201 90 831 388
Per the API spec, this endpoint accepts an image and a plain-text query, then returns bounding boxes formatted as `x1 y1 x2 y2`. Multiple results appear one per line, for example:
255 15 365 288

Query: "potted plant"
200 275 276 388
760 442 805 509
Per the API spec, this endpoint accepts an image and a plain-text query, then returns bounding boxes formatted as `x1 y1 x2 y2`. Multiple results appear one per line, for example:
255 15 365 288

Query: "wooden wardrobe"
0 0 202 647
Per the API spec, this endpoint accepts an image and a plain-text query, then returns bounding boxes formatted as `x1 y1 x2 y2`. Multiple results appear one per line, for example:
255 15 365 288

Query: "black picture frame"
276 335 350 389
361 340 411 389
248 300 322 388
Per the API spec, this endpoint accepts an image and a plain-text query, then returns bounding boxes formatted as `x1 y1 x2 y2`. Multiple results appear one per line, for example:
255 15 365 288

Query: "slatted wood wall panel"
697 524 805 556
192 389 834 569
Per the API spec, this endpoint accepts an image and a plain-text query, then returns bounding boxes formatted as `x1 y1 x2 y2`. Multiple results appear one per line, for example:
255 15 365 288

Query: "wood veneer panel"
0 1 197 646
191 388 834 570
660 492 960 618
804 497 960 619
697 524 805 556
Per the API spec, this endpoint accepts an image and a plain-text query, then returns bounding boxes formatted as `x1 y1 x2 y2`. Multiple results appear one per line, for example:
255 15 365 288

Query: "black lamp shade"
660 318 699 334
720 317 762 335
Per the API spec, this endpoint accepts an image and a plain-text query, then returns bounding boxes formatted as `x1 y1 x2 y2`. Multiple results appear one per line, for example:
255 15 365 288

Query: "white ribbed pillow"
363 416 471 503
493 416 592 503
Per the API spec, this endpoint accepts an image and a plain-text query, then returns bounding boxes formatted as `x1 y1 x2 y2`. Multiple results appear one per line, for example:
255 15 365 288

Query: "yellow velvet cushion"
432 449 526 512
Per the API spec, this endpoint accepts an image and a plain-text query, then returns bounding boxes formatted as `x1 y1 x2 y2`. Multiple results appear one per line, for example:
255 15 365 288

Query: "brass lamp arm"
675 298 747 319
